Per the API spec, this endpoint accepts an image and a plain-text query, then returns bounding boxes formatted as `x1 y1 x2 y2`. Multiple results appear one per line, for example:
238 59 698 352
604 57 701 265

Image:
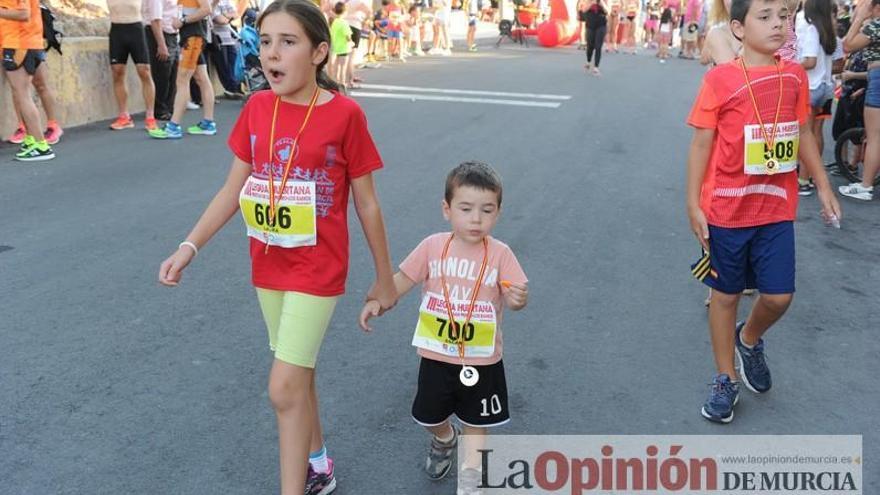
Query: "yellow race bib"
411 292 497 358
239 176 317 248
744 121 799 175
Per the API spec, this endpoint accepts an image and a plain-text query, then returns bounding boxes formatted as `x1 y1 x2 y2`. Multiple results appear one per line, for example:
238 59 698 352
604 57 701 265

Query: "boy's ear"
730 19 745 41
442 200 451 221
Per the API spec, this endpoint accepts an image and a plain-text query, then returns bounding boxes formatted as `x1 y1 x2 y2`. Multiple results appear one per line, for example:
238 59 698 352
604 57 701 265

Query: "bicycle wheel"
834 127 870 185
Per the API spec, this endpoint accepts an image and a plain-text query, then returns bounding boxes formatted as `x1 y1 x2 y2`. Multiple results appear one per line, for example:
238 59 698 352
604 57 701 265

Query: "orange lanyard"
740 57 783 159
264 87 320 252
438 235 489 361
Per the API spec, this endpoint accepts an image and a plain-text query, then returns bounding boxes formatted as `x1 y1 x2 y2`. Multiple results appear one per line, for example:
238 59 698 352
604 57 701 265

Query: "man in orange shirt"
0 0 55 160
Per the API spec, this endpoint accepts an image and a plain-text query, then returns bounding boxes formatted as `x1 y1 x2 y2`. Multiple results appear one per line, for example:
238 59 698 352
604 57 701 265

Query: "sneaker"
735 321 772 394
187 120 217 136
441 48 452 56
457 467 483 495
468 45 478 52
15 137 55 162
151 122 183 139
425 424 459 480
428 47 442 55
701 373 739 424
110 114 135 130
838 182 874 201
144 117 167 138
798 180 813 196
7 125 26 144
44 124 63 145
186 101 201 110
305 458 336 495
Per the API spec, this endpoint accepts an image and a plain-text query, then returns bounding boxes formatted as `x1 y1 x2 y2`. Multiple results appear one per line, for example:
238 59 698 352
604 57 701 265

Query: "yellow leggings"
256 289 339 368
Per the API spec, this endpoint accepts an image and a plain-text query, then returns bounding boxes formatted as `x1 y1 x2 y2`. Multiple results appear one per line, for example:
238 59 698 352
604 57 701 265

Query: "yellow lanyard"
264 87 320 253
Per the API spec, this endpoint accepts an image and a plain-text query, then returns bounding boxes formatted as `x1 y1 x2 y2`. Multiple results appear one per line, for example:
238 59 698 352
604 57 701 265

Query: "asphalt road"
1 42 878 494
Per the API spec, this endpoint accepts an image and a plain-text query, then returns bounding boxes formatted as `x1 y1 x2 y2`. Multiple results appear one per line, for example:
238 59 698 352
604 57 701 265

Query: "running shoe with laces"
110 114 135 130
7 125 26 144
144 118 165 138
426 424 459 480
151 122 183 139
44 123 63 145
458 467 484 495
187 119 217 135
15 136 55 162
838 182 874 200
735 321 772 393
701 373 739 423
305 458 336 495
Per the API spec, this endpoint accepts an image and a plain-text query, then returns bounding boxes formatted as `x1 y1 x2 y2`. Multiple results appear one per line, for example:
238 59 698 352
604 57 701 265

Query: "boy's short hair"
730 0 783 25
445 161 503 206
334 1 345 14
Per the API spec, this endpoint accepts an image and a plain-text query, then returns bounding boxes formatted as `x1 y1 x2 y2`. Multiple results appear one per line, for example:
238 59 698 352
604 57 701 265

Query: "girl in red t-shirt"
158 0 396 493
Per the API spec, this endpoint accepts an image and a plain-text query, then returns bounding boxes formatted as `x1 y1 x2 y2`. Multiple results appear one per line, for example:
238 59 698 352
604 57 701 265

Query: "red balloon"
537 19 565 47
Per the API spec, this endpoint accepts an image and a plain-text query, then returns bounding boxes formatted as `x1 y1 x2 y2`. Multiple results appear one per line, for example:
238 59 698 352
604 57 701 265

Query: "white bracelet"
179 241 199 257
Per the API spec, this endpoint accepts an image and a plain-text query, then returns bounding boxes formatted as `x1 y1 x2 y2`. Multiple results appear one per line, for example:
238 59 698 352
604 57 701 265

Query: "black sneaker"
735 321 772 393
426 424 459 480
701 373 740 423
798 182 813 196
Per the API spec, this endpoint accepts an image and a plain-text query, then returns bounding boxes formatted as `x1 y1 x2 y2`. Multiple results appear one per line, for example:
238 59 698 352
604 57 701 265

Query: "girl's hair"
258 0 341 91
709 0 729 25
804 0 837 55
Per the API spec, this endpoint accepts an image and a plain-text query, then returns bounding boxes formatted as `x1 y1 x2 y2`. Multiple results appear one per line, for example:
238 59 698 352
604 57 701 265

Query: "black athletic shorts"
412 358 510 428
350 25 362 48
110 22 150 65
2 48 44 75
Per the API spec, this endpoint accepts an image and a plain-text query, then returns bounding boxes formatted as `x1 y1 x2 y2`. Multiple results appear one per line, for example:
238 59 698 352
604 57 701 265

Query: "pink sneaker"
305 458 336 495
45 123 64 145
7 125 26 144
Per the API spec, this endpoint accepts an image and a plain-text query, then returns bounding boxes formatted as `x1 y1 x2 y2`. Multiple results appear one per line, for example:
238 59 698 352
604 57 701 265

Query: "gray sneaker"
425 424 459 480
457 467 484 495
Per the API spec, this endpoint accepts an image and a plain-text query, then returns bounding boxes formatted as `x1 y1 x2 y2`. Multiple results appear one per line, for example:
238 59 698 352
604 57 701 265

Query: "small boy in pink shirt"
360 161 528 488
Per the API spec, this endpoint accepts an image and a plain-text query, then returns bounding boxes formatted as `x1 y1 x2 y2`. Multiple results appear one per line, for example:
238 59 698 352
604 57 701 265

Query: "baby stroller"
234 7 269 97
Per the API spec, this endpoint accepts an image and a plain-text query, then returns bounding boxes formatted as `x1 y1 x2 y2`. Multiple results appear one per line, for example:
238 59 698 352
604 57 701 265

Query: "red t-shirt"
228 90 383 295
687 59 810 228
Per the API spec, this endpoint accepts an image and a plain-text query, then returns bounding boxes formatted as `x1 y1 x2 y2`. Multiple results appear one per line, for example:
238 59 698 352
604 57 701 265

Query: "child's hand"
687 206 710 251
367 278 398 314
359 300 382 332
158 247 196 287
500 281 528 310
817 186 843 227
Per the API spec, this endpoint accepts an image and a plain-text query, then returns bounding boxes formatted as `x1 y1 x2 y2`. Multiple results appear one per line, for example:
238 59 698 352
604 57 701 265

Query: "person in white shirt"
143 0 179 120
796 0 843 195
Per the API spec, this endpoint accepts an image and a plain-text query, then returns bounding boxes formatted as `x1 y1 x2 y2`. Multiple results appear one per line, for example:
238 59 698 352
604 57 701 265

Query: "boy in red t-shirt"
359 162 528 489
685 0 841 423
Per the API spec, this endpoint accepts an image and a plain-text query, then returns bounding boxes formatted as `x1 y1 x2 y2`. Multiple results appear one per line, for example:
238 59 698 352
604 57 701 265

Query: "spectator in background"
210 0 243 98
143 0 179 121
107 0 161 134
0 0 55 160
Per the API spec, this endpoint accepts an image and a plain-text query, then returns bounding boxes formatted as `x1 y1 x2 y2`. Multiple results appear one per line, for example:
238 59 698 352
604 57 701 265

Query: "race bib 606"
239 176 317 248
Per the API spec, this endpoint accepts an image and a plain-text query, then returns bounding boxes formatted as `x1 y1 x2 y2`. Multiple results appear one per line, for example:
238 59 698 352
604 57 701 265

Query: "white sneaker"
414 49 425 56
428 47 442 55
186 101 200 110
838 182 874 200
441 48 452 56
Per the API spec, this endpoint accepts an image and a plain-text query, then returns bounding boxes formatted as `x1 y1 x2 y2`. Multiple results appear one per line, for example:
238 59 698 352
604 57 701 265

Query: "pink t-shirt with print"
400 232 528 366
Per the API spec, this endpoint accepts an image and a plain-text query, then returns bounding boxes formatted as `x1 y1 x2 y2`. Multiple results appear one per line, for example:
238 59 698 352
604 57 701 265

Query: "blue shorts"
866 68 880 108
704 221 795 295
